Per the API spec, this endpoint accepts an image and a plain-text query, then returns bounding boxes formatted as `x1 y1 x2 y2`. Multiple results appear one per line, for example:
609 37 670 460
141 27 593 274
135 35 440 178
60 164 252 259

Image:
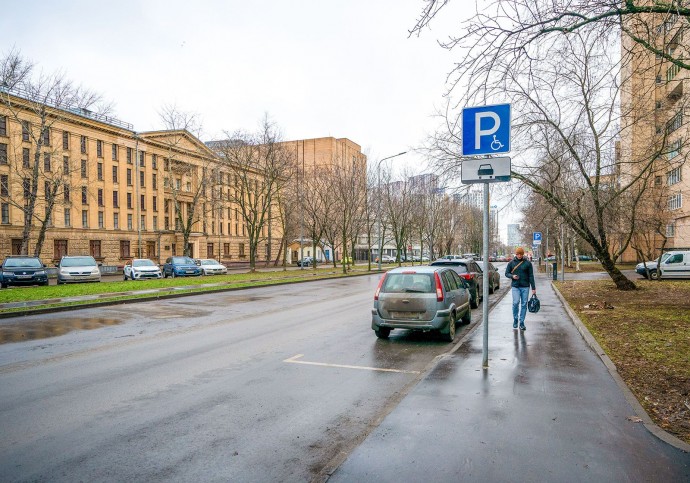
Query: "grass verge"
555 279 690 445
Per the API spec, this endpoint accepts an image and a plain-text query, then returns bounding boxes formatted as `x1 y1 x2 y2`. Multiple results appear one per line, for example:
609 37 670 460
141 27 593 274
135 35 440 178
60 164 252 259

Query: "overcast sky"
3 0 521 243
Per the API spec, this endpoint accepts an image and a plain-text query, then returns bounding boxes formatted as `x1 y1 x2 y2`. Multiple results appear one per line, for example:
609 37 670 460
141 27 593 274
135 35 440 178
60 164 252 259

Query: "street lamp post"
376 151 407 270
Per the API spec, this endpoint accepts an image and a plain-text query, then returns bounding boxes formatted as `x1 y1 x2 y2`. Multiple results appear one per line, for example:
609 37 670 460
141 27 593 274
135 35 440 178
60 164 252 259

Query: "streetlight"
376 151 407 270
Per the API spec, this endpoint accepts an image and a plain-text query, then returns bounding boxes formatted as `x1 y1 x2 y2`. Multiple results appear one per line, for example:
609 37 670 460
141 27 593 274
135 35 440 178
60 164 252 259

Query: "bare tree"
382 167 416 265
411 0 690 73
214 115 292 272
418 1 687 290
0 49 110 257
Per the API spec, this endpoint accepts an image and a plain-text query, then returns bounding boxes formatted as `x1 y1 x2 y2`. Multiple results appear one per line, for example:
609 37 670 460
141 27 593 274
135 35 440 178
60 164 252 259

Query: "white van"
657 249 690 279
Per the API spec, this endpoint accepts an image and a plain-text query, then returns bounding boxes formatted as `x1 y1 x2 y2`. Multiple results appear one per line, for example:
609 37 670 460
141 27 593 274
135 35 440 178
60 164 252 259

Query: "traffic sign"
462 104 511 156
461 157 511 184
533 232 542 245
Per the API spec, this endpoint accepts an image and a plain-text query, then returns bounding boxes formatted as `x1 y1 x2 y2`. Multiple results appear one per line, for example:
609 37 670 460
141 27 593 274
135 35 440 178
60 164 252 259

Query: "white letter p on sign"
475 112 500 149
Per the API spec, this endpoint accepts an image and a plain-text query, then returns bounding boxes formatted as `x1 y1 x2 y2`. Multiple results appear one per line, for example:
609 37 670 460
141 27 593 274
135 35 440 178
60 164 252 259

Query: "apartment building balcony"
665 62 686 102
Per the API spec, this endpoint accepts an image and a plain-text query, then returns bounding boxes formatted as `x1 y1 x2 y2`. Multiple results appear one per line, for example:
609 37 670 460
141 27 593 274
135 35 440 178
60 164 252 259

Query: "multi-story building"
620 6 689 258
0 87 283 267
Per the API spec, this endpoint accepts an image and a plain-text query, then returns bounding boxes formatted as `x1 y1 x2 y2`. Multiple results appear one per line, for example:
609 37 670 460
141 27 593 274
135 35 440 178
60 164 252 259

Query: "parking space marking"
283 354 420 374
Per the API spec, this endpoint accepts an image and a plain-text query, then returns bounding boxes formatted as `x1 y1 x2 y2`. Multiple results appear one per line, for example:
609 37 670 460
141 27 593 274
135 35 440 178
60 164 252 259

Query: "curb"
551 281 690 453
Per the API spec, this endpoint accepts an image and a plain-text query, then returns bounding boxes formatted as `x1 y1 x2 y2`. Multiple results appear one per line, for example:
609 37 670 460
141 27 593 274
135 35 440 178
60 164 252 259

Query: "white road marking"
283 354 420 374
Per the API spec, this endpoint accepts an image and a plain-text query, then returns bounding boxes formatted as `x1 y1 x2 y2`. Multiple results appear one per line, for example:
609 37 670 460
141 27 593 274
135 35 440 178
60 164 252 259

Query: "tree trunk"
599 251 636 290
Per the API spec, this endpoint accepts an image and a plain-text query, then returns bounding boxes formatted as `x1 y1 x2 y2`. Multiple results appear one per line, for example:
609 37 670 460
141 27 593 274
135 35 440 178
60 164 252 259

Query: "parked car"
372 266 472 341
123 258 162 280
162 256 202 278
57 255 101 284
637 250 690 280
437 254 463 261
429 258 483 308
572 255 594 261
296 257 314 267
483 262 501 294
377 255 396 263
0 256 49 288
199 259 228 275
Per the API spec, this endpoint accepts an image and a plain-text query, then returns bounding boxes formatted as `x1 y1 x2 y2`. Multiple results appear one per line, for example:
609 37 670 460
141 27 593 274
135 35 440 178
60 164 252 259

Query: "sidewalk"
329 271 690 482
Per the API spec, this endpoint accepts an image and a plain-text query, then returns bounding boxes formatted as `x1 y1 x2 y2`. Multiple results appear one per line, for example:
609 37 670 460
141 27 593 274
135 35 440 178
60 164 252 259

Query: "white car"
379 255 396 263
124 258 162 280
199 259 228 275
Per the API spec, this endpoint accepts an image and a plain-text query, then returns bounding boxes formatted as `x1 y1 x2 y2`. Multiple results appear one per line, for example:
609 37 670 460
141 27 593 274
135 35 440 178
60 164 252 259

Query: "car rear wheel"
442 312 456 342
649 270 659 280
374 327 391 339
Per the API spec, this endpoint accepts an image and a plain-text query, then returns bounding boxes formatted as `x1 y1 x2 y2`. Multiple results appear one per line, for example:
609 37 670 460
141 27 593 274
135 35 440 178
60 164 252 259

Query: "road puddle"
0 317 124 344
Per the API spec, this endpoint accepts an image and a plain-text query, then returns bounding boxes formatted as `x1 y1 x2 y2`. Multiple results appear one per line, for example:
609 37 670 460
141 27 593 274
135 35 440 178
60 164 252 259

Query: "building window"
112 144 118 161
667 140 681 161
224 243 230 257
97 140 103 158
63 156 69 174
0 174 7 196
127 168 132 186
120 240 131 259
1 203 9 224
139 170 145 187
22 121 30 141
668 193 683 211
152 173 157 189
0 143 7 164
44 181 51 200
98 211 104 228
113 212 119 229
0 115 6 136
90 240 102 258
64 208 70 227
80 135 87 154
239 243 246 257
164 158 170 171
140 215 146 230
207 243 214 258
186 181 191 192
153 215 158 231
54 239 68 260
62 131 69 150
164 216 169 230
113 191 119 208
98 188 104 206
152 154 157 170
140 194 146 211
667 111 683 134
42 128 50 146
81 159 87 178
666 222 675 237
82 186 87 204
82 210 88 228
97 162 103 180
22 148 30 168
127 214 133 230
23 178 30 198
127 192 132 209
139 151 145 167
43 153 51 171
667 166 682 186
64 186 70 202
127 147 133 164
152 196 157 212
112 166 118 183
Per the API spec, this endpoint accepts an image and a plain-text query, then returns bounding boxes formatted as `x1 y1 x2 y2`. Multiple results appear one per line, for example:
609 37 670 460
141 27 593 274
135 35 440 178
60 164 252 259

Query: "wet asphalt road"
0 272 508 482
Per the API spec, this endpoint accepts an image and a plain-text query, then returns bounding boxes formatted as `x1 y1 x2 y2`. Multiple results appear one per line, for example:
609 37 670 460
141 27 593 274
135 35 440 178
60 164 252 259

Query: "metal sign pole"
482 182 490 368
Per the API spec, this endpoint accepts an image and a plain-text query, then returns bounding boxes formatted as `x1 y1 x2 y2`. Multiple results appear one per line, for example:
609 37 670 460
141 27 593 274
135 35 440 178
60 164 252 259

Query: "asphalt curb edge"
551 281 690 453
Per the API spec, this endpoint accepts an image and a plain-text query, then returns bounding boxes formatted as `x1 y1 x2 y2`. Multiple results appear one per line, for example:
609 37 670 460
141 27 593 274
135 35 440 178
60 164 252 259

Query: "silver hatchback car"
57 255 101 284
372 266 472 341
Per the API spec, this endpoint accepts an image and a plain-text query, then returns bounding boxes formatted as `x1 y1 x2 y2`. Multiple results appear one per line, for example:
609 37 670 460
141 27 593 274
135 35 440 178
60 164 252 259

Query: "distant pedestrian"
505 247 536 330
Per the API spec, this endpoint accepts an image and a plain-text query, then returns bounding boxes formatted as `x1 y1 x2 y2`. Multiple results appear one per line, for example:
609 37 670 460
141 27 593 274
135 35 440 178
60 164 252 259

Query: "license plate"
16 275 31 279
186 270 194 274
389 311 423 320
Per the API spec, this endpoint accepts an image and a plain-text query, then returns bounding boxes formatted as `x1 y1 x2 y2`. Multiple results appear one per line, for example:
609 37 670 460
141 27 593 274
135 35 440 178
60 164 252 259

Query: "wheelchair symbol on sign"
491 135 504 151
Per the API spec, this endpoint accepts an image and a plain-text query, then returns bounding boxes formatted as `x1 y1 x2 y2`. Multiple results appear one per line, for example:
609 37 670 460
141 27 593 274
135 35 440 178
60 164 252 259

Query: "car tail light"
461 273 473 281
434 272 444 301
374 274 386 300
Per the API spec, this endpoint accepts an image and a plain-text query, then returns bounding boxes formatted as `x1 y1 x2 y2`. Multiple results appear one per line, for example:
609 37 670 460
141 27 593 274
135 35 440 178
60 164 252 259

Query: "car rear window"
133 259 156 267
4 258 42 268
431 262 468 273
381 273 435 293
172 257 195 264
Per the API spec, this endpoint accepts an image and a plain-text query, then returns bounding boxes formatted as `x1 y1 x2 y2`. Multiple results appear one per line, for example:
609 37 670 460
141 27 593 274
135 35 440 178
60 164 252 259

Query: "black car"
429 258 483 308
0 256 49 288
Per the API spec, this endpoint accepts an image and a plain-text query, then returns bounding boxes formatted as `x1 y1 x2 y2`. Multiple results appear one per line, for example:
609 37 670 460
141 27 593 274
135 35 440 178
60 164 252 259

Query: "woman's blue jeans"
511 287 530 325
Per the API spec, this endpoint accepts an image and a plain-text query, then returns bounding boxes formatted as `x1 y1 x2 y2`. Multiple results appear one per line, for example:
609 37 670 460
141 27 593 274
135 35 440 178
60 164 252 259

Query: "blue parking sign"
462 104 511 156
